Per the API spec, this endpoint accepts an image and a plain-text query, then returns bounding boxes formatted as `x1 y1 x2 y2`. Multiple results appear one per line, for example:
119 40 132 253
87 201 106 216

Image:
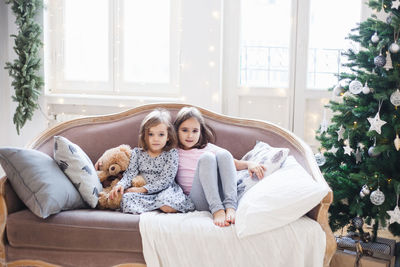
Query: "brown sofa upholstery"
0 103 336 267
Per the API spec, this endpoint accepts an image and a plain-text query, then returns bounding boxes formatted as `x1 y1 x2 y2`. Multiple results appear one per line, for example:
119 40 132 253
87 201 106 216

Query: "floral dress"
117 147 195 214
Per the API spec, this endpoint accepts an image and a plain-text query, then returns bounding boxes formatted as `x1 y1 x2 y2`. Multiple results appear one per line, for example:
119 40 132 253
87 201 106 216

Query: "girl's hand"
126 187 148 194
95 161 102 171
110 185 124 199
247 162 267 179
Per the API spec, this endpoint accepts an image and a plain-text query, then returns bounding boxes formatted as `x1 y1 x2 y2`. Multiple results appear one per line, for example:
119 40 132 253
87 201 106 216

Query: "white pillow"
53 136 103 208
235 156 329 238
237 141 289 200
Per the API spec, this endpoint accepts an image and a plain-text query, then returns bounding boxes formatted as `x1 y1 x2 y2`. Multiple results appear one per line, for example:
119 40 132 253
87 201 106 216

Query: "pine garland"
4 0 44 134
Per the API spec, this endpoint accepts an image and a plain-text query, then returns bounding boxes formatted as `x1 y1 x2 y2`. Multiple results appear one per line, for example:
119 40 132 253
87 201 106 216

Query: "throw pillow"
53 136 102 208
235 156 329 238
237 141 289 200
0 147 86 218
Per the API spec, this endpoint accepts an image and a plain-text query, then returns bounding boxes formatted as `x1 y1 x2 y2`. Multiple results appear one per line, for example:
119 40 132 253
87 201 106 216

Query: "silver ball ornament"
333 84 344 96
368 146 381 157
360 191 365 198
371 32 380 43
362 84 371 94
389 43 400 54
370 188 385 205
314 153 326 166
374 55 386 67
349 80 363 94
361 185 370 195
352 216 364 229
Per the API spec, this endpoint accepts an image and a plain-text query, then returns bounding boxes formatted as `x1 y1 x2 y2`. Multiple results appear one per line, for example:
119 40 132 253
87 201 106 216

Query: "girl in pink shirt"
174 107 266 227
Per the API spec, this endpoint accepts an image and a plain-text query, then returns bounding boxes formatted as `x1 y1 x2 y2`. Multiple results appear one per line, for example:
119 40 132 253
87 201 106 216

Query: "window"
239 0 292 88
45 0 181 96
307 0 361 89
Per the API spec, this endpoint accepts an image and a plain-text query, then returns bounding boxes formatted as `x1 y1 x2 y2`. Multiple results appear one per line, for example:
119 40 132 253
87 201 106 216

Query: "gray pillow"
0 147 86 218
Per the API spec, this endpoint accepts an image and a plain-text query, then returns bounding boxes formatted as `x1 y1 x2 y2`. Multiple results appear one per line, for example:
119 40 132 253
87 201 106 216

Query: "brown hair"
138 109 177 151
173 106 215 149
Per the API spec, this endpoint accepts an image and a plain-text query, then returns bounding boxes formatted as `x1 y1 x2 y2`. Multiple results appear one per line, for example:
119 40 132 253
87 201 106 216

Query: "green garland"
4 0 44 134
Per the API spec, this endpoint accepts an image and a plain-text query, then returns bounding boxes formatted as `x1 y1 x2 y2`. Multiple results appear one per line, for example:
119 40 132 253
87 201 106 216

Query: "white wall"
0 3 48 176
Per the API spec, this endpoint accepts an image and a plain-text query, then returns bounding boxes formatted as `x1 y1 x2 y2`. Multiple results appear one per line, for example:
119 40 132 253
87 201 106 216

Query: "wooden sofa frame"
0 103 336 267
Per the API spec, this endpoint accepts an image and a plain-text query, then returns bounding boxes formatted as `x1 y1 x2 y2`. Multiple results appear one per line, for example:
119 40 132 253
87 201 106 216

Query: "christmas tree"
317 0 400 239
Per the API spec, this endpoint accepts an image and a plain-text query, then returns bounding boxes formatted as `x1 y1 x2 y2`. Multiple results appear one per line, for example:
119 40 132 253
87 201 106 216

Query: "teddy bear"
95 144 146 210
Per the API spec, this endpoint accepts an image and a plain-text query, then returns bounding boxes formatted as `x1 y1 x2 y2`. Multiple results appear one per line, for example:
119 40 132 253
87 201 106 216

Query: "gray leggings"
189 150 238 214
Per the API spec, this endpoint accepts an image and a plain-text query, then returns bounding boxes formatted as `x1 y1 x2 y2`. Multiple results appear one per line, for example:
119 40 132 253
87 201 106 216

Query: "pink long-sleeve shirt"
176 143 222 195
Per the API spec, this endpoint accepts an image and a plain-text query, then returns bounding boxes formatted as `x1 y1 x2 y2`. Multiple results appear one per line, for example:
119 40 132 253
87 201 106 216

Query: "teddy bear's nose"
110 166 115 171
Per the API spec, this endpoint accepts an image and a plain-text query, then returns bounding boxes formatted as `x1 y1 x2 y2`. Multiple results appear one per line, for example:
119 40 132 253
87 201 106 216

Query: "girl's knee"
216 149 233 162
198 152 216 165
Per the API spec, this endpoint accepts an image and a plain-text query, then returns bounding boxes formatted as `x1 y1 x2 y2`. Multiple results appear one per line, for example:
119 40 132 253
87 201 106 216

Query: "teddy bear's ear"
119 144 132 158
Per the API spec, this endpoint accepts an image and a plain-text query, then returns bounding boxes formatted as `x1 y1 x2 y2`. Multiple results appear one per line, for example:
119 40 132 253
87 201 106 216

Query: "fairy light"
212 92 219 103
58 98 64 104
209 45 215 52
209 61 215 67
211 11 220 20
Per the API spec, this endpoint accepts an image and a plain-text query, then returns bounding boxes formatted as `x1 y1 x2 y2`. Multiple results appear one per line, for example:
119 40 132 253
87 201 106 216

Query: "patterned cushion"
53 136 103 208
237 141 289 200
0 147 85 218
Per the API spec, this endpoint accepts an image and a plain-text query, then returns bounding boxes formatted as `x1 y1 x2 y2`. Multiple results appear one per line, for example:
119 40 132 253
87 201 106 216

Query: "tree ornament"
374 54 386 67
349 80 363 94
362 185 370 195
336 125 345 141
314 152 326 166
362 82 371 94
389 42 400 53
319 109 328 133
367 101 387 134
387 194 400 224
343 142 353 156
394 134 400 151
333 84 344 96
352 216 364 229
392 0 400 9
387 14 394 24
368 146 381 157
371 32 380 43
328 146 338 154
370 187 385 205
384 51 393 70
355 148 362 164
390 89 400 107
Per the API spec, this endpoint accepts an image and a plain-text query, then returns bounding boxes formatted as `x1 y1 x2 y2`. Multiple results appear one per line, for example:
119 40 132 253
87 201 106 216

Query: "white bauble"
349 80 363 94
390 42 400 53
362 84 371 94
314 153 326 166
370 188 385 205
371 32 380 43
390 89 400 107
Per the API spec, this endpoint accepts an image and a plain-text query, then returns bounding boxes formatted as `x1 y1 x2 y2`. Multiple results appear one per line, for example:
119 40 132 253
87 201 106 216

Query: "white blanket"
140 211 326 267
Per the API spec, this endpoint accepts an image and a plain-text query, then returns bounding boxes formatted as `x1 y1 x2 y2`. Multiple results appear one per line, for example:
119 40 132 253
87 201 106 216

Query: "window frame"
45 0 181 97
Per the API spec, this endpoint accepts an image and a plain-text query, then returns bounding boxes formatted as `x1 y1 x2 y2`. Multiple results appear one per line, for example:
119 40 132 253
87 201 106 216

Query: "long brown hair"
138 109 177 151
173 106 215 149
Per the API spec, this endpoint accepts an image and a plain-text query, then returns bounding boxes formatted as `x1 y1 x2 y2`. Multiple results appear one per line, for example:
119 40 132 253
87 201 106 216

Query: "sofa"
0 103 336 267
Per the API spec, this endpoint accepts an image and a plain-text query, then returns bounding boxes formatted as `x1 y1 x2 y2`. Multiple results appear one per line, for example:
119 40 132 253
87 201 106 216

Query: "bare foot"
225 208 236 224
213 209 229 227
160 205 177 213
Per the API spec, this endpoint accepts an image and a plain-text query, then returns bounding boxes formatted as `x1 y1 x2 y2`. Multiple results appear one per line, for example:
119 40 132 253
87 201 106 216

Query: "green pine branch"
4 0 44 134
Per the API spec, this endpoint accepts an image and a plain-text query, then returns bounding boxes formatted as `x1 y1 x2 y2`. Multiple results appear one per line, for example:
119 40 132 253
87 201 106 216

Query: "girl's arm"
143 149 178 194
117 148 140 189
234 159 266 179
